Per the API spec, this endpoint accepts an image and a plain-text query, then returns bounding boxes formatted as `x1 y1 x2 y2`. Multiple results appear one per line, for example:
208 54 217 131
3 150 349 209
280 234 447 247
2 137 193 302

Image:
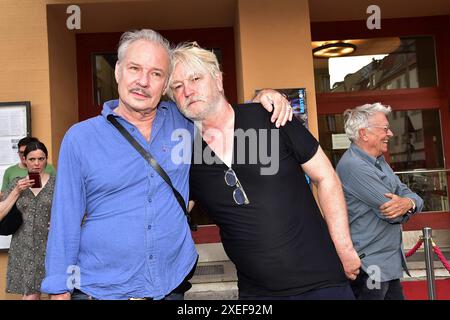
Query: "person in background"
168 42 360 300
41 29 291 300
1 136 56 195
0 141 55 300
336 103 423 300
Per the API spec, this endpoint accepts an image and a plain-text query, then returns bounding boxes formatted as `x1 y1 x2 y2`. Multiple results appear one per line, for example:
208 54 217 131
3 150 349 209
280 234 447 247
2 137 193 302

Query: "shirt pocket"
157 139 190 176
378 171 396 193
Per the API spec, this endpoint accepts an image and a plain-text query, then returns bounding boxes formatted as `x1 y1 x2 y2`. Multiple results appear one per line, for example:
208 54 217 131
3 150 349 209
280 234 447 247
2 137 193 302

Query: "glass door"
312 16 450 230
319 108 449 214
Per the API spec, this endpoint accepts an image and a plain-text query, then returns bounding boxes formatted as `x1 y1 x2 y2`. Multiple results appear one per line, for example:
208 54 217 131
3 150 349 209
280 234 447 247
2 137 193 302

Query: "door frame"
76 27 237 121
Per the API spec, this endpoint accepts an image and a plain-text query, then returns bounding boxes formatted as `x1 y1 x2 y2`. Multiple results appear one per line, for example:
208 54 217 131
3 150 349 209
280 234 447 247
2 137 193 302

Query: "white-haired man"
336 103 423 300
168 42 361 300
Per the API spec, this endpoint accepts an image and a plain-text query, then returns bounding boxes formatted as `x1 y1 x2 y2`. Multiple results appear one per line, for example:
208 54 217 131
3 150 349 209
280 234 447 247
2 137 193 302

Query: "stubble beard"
181 92 223 122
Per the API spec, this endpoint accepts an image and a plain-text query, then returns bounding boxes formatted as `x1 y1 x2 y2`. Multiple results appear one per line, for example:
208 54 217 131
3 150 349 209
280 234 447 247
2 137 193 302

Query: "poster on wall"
0 101 31 250
279 88 308 128
256 88 308 127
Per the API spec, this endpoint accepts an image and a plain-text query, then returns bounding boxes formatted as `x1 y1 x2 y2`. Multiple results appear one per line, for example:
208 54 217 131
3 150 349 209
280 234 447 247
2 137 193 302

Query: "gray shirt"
336 143 423 281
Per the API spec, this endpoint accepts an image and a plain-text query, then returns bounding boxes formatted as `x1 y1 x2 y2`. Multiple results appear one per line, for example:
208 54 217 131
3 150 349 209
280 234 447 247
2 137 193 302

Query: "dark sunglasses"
224 168 250 205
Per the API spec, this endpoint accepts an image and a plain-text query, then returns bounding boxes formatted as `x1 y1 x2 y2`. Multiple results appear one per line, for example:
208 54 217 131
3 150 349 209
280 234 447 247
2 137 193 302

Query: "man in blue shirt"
336 103 423 300
41 29 291 300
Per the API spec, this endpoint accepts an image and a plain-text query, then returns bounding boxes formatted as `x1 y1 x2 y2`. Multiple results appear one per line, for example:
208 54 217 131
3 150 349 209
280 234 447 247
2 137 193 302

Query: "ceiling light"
313 42 357 58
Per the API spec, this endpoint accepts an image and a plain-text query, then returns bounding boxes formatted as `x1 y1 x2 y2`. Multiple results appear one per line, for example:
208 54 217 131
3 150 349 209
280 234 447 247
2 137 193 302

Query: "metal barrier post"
422 227 436 300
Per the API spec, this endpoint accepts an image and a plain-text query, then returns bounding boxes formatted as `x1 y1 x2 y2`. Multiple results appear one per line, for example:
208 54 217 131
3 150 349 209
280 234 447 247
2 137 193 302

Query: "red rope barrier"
433 245 450 273
404 235 449 273
406 238 423 258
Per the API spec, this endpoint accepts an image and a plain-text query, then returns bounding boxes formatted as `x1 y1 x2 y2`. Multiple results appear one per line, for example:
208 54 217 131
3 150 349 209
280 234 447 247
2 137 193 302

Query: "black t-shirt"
190 103 347 297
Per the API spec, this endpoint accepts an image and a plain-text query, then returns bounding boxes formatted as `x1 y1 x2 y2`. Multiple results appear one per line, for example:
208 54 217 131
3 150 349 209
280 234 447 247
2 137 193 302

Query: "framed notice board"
0 101 31 250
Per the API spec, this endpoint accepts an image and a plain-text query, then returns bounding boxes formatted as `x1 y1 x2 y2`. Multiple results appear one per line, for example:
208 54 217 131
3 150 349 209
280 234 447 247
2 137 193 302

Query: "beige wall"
47 0 235 33
47 5 78 167
0 250 19 300
0 1 100 300
235 0 318 137
0 0 52 153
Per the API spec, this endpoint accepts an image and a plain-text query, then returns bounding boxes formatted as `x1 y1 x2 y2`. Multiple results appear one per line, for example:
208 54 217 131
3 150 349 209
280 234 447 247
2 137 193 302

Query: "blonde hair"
167 42 222 100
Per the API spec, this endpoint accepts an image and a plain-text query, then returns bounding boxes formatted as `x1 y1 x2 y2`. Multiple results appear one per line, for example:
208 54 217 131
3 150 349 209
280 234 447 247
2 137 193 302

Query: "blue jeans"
239 284 355 300
71 289 184 300
350 269 405 300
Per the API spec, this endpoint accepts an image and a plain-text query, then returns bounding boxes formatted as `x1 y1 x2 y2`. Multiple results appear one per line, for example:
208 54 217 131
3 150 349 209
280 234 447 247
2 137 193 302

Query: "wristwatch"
406 198 416 215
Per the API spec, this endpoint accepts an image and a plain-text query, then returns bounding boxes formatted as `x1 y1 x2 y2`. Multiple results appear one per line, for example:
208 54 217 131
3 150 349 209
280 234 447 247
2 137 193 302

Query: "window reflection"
318 113 347 167
313 36 437 93
318 109 448 212
389 109 447 212
92 53 119 106
396 171 448 212
389 110 444 171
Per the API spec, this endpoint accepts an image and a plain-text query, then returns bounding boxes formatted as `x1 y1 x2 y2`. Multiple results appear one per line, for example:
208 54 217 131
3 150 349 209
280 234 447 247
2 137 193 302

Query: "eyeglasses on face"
367 124 391 133
224 168 250 205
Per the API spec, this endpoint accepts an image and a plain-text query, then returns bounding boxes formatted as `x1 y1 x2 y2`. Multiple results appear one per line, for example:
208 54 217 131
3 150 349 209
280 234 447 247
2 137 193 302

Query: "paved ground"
186 260 238 300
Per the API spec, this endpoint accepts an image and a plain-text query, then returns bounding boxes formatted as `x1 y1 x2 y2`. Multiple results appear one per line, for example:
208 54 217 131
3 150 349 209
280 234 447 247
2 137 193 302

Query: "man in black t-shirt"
167 42 361 299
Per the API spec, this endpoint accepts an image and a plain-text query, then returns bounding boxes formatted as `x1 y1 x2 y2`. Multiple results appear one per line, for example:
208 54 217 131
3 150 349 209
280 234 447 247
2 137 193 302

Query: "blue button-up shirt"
41 100 198 299
336 143 423 281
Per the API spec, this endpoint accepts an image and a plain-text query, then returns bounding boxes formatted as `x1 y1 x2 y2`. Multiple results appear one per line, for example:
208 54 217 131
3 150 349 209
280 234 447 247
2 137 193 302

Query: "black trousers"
350 269 405 300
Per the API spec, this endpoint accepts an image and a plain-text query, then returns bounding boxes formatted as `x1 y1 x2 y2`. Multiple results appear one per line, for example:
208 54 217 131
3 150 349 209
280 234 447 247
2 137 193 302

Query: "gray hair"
344 102 392 142
117 29 172 71
167 41 222 100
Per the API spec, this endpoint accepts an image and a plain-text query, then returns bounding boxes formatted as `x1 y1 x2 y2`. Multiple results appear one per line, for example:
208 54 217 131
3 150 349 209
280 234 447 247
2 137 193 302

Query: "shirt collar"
349 143 385 166
101 99 120 118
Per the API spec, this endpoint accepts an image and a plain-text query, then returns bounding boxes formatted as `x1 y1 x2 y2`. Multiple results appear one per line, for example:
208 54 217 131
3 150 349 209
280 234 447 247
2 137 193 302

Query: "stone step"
406 247 450 263
186 260 237 300
186 282 238 300
190 260 237 284
405 247 450 277
190 249 450 281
